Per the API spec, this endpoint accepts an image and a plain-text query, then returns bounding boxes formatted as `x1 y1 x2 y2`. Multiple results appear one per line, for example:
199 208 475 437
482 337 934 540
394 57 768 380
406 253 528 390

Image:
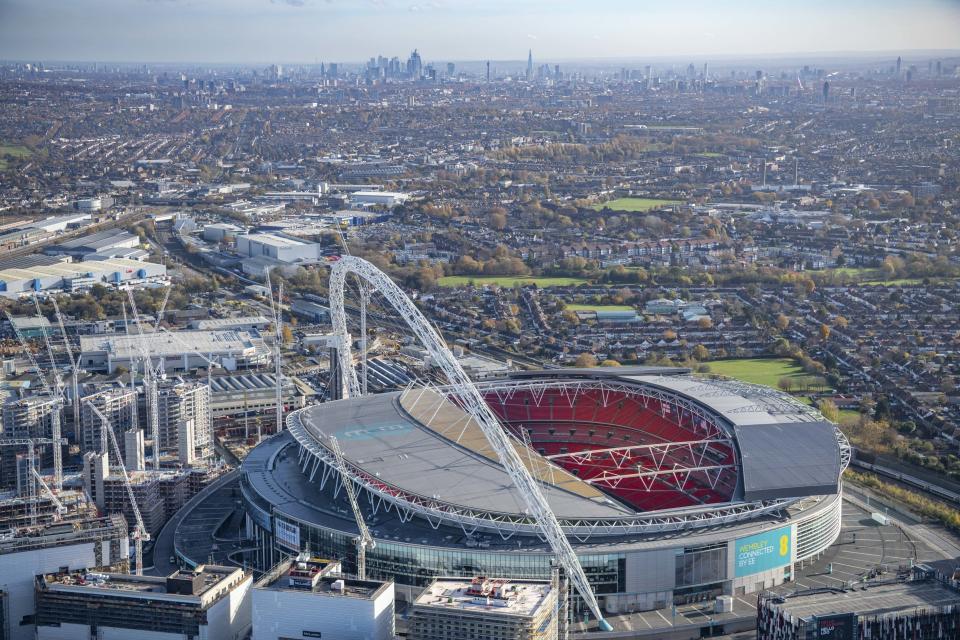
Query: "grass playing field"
591 197 683 213
565 303 633 312
705 358 811 388
0 144 32 170
437 275 589 288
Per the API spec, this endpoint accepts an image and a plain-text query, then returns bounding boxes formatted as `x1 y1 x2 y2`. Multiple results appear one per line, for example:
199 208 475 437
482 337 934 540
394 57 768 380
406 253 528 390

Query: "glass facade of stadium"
240 467 842 613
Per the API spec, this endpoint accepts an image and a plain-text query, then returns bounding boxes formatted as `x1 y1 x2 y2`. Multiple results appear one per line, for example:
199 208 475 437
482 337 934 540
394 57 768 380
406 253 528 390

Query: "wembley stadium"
240 366 850 616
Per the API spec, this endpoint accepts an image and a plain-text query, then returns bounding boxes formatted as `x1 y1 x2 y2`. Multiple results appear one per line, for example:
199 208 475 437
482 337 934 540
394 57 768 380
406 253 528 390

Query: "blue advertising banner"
734 525 792 577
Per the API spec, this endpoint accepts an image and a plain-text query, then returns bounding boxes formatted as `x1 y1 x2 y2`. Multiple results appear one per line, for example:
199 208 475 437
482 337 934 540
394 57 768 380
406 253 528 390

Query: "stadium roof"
294 371 843 519
630 374 842 501
296 391 632 519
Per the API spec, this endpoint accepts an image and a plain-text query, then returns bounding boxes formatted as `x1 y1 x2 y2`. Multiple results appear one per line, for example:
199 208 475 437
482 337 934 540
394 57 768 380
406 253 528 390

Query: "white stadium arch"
328 255 614 631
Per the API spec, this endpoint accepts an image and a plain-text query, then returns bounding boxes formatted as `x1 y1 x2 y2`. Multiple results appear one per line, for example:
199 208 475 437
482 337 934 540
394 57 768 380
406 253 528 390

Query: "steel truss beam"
328 257 616 627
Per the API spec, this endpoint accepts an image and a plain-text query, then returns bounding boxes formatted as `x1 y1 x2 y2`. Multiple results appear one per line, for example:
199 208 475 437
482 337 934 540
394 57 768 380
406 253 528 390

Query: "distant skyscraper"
486 60 490 83
702 62 709 79
447 62 455 77
407 49 423 79
527 49 533 80
896 55 902 75
822 80 830 103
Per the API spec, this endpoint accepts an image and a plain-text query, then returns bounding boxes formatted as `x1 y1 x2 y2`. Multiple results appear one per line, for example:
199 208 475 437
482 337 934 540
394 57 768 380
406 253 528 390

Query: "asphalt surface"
570 498 938 638
148 469 239 576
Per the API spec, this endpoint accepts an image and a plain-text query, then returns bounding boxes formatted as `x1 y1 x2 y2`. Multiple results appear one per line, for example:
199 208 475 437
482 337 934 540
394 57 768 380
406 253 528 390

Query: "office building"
410 576 561 640
35 565 252 640
252 555 395 640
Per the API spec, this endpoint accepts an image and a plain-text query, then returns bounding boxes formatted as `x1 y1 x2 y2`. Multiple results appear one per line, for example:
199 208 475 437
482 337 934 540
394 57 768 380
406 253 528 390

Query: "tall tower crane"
3 309 64 491
0 437 67 524
87 401 150 575
32 295 66 491
126 290 161 470
49 296 81 440
328 435 374 580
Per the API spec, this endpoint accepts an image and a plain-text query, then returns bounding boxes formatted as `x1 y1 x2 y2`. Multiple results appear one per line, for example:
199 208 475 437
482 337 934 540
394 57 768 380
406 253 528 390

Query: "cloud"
271 0 306 5
526 33 537 40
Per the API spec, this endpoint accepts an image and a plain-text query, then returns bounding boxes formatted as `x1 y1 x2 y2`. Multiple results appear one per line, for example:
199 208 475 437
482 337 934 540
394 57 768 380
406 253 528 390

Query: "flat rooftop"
191 316 270 330
242 233 310 248
415 577 552 618
295 390 629 519
80 329 265 359
40 565 243 601
768 580 960 621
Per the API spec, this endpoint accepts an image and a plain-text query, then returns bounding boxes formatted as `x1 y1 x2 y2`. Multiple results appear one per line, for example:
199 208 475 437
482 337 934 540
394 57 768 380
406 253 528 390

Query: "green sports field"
591 197 683 212
565 304 633 312
705 358 809 388
437 275 588 288
0 144 32 170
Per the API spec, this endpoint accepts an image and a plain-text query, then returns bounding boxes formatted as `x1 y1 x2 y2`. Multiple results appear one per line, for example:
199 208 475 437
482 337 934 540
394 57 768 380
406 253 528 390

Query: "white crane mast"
87 401 150 575
328 256 613 631
0 437 65 524
49 297 81 444
33 296 65 492
329 435 374 580
126 290 160 470
4 309 63 492
153 286 171 332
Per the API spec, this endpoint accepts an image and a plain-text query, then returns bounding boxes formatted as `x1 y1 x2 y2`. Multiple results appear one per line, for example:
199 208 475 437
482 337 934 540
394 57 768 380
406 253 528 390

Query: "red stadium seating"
483 386 737 512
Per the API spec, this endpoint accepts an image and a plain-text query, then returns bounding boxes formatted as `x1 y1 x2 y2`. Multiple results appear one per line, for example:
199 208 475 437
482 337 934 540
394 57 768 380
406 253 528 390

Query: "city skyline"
1 0 958 64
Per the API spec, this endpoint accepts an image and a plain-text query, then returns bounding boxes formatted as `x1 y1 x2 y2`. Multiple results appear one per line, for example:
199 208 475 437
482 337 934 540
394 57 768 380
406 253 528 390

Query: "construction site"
0 277 290 640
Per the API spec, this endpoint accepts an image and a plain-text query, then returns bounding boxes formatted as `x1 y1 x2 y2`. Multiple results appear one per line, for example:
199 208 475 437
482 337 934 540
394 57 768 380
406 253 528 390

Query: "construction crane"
126 290 161 470
153 286 171 332
87 401 150 575
328 435 374 580
0 437 67 524
49 296 81 439
157 327 221 454
3 309 64 491
32 295 66 492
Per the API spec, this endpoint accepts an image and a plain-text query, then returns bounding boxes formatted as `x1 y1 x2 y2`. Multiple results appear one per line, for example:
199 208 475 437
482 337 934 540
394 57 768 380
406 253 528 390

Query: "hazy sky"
1 0 959 64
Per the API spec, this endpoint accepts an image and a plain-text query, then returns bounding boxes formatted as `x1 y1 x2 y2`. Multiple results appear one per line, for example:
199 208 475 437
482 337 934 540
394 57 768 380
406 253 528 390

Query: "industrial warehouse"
0 255 167 298
241 366 849 622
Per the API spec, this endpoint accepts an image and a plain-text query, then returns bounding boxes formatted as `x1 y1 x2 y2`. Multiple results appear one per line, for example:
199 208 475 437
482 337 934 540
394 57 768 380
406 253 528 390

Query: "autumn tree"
574 353 598 368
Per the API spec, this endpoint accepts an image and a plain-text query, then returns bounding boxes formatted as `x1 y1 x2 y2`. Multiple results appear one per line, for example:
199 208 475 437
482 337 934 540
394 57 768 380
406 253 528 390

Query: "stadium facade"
241 367 849 615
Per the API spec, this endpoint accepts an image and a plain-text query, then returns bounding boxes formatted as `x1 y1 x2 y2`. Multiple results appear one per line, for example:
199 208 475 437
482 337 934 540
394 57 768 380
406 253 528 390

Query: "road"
149 469 239 576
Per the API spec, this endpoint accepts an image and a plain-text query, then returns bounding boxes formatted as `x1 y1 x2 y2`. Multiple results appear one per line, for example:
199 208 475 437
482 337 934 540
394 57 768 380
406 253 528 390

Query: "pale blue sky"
1 0 958 64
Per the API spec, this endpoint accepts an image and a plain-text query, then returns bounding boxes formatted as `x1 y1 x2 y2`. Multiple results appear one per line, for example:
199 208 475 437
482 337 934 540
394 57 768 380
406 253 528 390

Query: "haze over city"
2 2 960 640
1 0 959 63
